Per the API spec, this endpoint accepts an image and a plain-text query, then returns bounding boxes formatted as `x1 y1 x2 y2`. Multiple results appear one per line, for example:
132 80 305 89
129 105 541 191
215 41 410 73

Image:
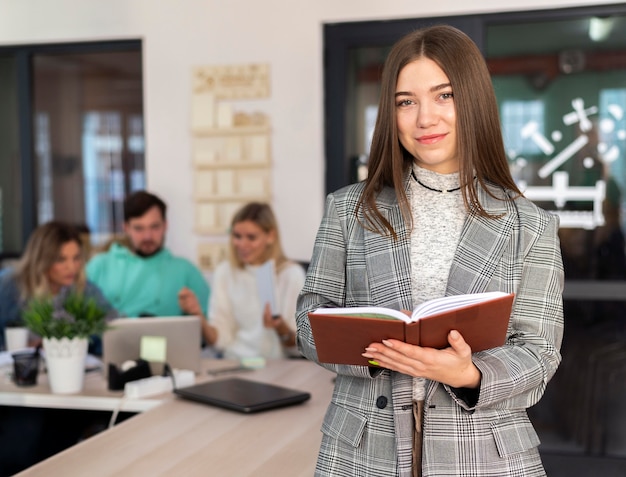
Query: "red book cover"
308 292 514 366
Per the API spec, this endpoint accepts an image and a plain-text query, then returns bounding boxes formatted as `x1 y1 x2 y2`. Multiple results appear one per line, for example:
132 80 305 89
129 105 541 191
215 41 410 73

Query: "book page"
410 291 510 321
311 306 411 322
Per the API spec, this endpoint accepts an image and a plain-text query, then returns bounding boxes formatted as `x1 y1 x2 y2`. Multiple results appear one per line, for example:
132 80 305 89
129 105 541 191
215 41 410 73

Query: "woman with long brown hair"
296 25 563 476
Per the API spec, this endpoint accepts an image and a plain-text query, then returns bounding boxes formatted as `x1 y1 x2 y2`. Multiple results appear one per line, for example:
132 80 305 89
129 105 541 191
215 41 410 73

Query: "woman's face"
395 57 459 174
47 240 82 292
231 220 275 266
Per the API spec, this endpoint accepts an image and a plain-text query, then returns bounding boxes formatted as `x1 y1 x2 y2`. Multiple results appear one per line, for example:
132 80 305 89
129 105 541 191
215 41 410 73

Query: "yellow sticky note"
140 336 167 363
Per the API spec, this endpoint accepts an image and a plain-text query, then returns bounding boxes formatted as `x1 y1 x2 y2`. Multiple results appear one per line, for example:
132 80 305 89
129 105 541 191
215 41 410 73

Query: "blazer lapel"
447 185 518 295
363 186 413 311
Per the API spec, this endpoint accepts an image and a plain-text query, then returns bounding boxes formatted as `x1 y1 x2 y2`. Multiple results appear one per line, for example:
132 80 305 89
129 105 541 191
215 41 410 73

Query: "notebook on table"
102 316 202 376
173 377 311 413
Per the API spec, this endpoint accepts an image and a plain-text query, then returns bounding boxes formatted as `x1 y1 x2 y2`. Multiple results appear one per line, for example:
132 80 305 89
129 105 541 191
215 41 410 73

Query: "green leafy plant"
22 292 109 340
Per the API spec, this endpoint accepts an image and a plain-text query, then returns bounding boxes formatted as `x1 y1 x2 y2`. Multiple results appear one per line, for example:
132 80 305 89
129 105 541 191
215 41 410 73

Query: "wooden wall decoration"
191 63 272 271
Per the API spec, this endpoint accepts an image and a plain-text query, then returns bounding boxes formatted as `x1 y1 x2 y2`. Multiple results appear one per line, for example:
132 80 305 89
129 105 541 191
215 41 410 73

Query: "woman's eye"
440 92 454 100
397 99 413 107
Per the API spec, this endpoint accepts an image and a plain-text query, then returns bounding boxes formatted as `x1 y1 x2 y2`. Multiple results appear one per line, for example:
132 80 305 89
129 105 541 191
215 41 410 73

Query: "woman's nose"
70 260 81 273
416 104 436 128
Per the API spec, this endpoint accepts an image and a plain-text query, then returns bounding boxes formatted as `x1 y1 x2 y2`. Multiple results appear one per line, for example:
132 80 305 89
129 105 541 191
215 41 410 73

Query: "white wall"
0 0 621 264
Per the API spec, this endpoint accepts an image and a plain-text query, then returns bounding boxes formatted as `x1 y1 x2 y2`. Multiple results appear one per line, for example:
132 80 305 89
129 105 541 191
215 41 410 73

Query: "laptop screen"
102 316 202 375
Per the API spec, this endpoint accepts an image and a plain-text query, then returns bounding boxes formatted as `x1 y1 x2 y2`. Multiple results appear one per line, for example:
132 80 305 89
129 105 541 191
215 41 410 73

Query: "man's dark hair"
123 190 167 222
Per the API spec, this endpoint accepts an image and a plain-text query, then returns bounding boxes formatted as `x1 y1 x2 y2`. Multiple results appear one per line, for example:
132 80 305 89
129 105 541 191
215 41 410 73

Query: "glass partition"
486 13 626 460
32 49 144 247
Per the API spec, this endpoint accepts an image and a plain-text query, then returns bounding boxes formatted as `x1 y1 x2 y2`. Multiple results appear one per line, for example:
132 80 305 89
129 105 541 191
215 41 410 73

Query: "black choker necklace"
411 170 461 193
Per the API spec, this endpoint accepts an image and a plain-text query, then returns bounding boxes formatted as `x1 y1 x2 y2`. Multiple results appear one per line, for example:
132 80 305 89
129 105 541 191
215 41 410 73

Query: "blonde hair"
228 202 289 270
15 221 86 300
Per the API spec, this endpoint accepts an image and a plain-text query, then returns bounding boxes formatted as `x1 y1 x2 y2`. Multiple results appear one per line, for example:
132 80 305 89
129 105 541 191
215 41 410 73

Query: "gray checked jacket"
296 179 564 477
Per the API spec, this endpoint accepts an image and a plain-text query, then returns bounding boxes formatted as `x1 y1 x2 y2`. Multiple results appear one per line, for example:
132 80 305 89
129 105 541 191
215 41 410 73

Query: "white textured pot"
43 337 88 394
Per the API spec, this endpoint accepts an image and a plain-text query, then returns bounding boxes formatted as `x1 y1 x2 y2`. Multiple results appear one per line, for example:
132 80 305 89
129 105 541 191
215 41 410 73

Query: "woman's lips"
417 133 446 145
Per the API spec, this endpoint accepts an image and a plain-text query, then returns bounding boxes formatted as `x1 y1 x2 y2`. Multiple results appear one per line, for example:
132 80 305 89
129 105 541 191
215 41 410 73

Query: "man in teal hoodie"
86 191 210 318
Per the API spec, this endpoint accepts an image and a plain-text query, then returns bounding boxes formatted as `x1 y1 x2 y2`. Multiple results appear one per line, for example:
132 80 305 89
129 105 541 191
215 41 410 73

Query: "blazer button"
376 396 388 409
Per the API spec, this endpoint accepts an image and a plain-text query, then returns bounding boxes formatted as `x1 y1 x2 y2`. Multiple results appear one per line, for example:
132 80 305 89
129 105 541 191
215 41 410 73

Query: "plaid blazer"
296 179 564 477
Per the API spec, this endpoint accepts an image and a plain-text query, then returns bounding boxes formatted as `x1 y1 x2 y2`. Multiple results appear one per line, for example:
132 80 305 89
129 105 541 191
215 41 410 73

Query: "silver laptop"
102 317 202 376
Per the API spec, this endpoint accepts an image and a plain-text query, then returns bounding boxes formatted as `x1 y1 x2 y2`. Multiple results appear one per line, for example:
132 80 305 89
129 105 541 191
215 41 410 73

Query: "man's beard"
134 242 163 258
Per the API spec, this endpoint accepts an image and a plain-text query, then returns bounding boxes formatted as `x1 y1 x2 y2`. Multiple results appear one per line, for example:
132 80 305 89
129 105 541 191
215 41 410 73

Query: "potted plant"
22 292 108 394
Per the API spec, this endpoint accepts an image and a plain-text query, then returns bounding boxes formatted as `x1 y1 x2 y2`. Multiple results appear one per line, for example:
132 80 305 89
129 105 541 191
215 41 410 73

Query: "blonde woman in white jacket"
179 202 305 359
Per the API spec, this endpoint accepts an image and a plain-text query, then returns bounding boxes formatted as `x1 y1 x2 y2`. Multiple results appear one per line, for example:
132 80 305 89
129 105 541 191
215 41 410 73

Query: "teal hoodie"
86 243 209 318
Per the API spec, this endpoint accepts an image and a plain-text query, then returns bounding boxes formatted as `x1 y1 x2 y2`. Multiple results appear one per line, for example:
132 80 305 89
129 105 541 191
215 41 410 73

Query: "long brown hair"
358 24 521 238
15 221 86 300
229 202 289 270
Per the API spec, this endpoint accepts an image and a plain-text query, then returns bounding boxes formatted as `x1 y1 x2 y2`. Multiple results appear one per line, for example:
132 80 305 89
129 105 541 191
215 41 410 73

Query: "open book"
308 291 514 365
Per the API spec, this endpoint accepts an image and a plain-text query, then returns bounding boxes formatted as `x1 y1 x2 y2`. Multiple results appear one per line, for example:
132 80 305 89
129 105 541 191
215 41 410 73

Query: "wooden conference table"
1 358 336 477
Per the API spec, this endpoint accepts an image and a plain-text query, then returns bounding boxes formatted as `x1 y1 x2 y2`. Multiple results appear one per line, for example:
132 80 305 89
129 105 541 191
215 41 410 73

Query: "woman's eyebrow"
431 82 451 92
394 83 451 97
